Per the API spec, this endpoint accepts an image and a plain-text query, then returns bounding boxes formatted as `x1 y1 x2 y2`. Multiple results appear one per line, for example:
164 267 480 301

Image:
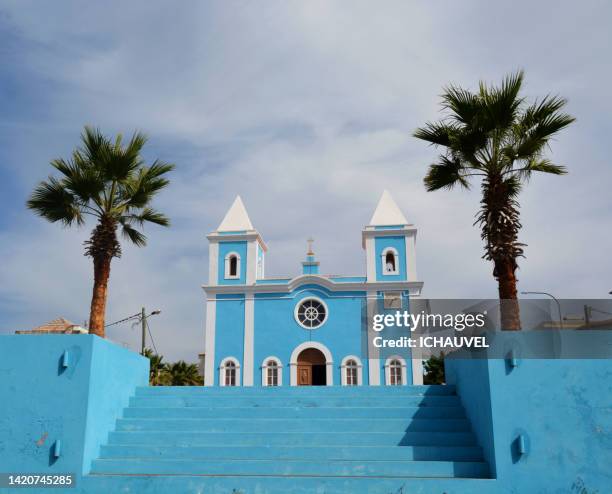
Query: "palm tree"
414 71 574 330
143 349 171 386
27 126 174 337
167 361 204 386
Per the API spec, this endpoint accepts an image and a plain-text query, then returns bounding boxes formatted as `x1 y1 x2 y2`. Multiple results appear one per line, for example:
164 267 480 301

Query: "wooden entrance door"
297 365 312 385
297 348 326 386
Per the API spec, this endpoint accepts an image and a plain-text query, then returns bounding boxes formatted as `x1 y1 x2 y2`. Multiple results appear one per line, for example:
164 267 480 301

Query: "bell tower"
362 190 418 283
207 195 266 286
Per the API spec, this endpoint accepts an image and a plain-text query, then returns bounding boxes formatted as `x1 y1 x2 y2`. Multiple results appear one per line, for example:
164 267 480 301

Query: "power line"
105 312 141 328
145 317 159 355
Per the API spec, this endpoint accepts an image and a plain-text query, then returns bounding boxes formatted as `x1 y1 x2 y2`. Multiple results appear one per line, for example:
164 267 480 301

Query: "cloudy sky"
1 1 610 361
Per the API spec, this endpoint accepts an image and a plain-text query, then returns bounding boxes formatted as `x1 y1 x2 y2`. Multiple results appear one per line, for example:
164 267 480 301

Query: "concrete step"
134 384 457 396
108 430 477 447
100 444 485 462
123 405 467 419
115 417 471 433
83 475 497 494
129 395 460 408
90 458 489 478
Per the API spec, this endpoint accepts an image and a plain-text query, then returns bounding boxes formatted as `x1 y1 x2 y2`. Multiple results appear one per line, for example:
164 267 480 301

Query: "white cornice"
361 226 417 248
202 274 423 297
207 231 268 252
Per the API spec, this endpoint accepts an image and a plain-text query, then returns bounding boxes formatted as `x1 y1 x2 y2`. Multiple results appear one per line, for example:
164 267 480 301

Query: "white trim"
243 296 254 386
384 355 407 386
411 357 423 385
219 356 241 387
381 247 400 276
405 231 418 282
224 252 241 279
207 231 268 252
203 297 216 386
204 276 423 297
294 296 329 330
208 242 219 285
246 240 257 284
365 236 376 282
289 341 334 386
340 355 363 386
261 356 283 386
367 290 380 385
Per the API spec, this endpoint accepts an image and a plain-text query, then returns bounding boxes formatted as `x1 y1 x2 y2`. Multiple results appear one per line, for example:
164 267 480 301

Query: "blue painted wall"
447 351 612 492
0 335 148 482
374 236 407 281
253 285 368 386
214 294 246 385
217 241 247 285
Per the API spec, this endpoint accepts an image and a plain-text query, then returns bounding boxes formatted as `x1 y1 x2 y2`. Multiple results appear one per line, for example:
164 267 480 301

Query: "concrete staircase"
85 385 492 493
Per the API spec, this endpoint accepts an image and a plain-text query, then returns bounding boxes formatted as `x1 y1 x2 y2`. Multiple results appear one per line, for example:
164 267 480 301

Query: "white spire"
217 195 254 231
369 190 408 226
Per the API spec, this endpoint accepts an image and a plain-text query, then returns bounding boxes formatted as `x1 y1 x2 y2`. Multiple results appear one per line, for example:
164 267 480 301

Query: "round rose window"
295 298 328 329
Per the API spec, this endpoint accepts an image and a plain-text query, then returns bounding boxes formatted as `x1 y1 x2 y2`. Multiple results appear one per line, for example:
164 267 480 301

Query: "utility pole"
141 307 146 355
583 305 591 328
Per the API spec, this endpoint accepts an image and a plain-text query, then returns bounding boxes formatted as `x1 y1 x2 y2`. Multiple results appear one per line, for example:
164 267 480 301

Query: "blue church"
202 191 424 387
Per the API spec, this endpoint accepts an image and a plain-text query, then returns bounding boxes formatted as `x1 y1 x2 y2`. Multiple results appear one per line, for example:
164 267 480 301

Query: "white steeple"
369 190 408 226
216 195 254 231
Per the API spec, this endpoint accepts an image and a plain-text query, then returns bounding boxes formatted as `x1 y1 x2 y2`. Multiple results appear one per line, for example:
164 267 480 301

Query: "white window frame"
294 296 329 330
381 247 399 275
261 356 283 386
224 252 241 279
384 355 407 386
219 356 241 386
340 355 363 386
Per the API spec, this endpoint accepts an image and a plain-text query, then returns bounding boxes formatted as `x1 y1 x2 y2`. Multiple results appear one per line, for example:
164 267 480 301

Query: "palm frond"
423 156 470 191
413 122 457 146
122 207 170 227
441 85 480 125
27 177 85 225
479 71 524 131
119 221 147 247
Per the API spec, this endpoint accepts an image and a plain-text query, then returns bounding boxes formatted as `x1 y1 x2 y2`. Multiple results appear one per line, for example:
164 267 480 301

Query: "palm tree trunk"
495 258 521 330
89 255 112 337
85 216 121 337
480 176 523 330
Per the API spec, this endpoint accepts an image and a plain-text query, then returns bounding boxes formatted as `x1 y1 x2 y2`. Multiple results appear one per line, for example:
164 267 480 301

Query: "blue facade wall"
217 241 247 285
446 355 612 492
214 294 246 385
253 286 368 386
374 236 407 281
0 335 148 482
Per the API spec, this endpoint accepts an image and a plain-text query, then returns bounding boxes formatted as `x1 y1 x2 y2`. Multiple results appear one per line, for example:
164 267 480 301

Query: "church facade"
202 191 424 387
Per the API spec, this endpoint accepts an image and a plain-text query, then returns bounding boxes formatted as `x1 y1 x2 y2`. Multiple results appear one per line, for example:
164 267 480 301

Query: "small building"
202 191 424 387
15 317 88 335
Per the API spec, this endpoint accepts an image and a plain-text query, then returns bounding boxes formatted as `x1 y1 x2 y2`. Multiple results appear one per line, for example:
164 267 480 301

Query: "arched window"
224 252 241 279
261 356 283 386
384 356 407 386
224 361 236 386
346 360 358 385
341 355 362 386
381 248 399 275
385 252 396 272
267 360 279 386
220 357 240 386
389 359 402 385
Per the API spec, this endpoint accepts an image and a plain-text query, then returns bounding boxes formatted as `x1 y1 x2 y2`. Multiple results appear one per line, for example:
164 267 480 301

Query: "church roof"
369 190 408 226
216 196 254 231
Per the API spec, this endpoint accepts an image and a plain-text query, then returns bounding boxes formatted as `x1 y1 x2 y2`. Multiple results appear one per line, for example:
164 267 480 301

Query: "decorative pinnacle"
307 237 315 256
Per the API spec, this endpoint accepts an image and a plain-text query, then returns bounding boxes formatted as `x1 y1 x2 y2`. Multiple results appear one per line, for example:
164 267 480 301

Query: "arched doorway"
297 348 326 386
